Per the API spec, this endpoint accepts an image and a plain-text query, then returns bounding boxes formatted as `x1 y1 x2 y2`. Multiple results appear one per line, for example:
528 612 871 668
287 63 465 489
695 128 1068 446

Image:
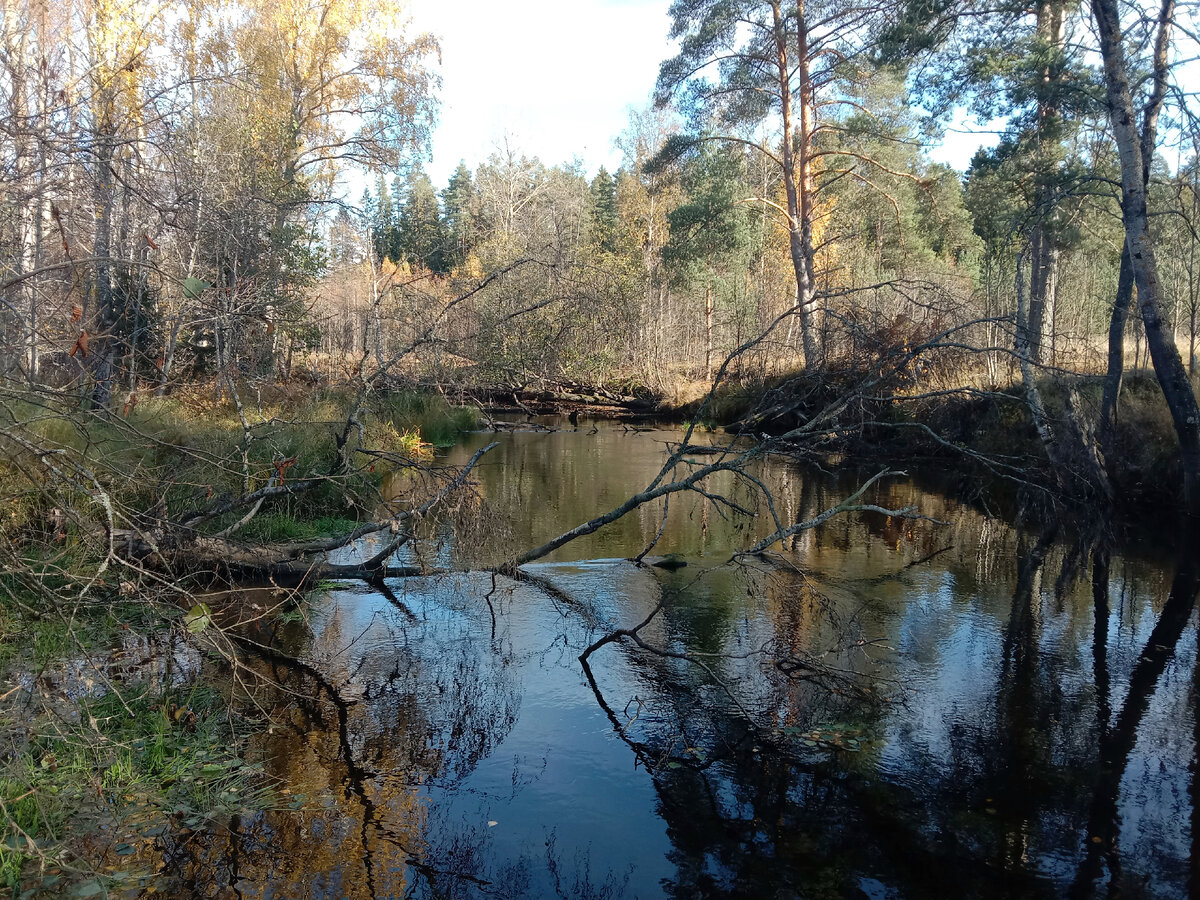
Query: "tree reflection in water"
146 453 1199 899
575 525 1199 897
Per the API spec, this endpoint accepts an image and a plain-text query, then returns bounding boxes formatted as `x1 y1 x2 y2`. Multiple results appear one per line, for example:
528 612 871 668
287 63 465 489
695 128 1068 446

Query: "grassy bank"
0 382 479 545
0 381 480 895
0 604 269 897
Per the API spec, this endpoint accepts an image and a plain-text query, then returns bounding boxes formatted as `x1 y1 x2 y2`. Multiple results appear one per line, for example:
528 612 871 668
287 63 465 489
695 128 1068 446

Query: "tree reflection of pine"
576 506 1198 896
148 456 1198 898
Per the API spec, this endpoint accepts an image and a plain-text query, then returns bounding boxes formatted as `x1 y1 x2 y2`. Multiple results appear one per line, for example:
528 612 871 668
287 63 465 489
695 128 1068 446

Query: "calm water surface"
168 422 1199 898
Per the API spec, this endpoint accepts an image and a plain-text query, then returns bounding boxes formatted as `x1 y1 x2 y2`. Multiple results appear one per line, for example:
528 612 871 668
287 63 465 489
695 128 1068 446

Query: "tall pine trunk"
770 0 820 369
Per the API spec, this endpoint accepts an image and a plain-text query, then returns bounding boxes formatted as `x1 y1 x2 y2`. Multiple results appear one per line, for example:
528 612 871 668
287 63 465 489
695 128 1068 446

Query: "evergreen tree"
663 149 750 279
399 166 446 273
822 73 981 285
589 166 620 253
883 0 1097 364
361 185 377 258
389 175 407 264
370 176 397 264
657 0 899 368
441 161 477 271
662 145 753 380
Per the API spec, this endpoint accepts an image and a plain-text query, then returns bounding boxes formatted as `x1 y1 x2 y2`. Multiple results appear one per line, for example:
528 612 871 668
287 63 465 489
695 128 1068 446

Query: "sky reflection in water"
168 424 1199 898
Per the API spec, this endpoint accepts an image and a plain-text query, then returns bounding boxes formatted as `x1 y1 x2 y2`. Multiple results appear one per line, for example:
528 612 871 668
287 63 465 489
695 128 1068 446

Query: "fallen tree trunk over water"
466 381 660 416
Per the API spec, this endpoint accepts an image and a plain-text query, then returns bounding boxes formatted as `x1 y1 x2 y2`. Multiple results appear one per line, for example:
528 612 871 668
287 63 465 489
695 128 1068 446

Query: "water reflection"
18 628 201 705
155 424 1197 898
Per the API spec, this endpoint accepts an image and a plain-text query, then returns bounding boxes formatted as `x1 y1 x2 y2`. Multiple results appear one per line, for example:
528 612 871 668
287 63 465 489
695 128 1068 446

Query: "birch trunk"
1025 0 1065 366
89 127 117 410
1092 0 1200 513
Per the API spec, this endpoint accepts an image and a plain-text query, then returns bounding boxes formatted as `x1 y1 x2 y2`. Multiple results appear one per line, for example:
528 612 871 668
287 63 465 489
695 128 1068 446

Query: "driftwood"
468 382 659 416
115 443 498 585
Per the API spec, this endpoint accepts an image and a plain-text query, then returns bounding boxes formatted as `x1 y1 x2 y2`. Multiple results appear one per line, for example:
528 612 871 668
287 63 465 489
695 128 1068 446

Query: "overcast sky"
404 0 995 188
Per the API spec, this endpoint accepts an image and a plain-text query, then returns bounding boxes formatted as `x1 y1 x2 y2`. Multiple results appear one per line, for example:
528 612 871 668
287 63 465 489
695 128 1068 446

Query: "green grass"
30 621 73 671
0 382 482 894
0 569 279 896
373 389 479 447
0 681 269 896
235 513 360 543
0 384 477 551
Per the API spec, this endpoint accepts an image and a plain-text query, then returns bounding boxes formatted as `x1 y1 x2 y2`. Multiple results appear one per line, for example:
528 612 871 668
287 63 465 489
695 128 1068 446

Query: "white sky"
929 114 1003 170
407 0 677 185
402 0 995 188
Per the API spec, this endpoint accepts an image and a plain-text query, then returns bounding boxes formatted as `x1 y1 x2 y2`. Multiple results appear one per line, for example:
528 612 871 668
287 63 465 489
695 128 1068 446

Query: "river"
163 420 1199 898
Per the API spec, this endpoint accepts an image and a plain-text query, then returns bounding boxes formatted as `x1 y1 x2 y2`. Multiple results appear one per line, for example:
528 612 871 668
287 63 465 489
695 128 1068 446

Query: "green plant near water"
372 390 479 447
0 382 475 894
0 681 269 897
234 513 361 544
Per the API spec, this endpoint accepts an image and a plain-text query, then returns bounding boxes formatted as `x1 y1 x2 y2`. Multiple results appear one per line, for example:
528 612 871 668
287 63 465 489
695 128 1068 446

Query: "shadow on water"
152 423 1200 898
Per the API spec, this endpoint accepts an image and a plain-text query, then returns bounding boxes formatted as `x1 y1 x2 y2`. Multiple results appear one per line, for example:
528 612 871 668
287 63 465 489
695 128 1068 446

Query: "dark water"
169 423 1199 898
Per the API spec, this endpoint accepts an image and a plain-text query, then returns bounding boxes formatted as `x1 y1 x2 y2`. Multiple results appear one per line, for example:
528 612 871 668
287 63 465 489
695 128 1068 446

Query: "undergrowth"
0 659 268 898
0 383 478 544
685 368 1190 515
0 381 481 895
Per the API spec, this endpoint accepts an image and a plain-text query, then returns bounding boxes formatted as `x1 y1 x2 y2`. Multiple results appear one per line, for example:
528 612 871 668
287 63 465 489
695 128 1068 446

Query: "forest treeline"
6 1 1200 893
1 0 1199 509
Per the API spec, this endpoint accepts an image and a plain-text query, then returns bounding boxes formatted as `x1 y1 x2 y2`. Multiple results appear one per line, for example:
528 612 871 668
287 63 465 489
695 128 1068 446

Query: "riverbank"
0 382 483 895
665 368 1190 528
44 418 1196 897
0 379 1195 895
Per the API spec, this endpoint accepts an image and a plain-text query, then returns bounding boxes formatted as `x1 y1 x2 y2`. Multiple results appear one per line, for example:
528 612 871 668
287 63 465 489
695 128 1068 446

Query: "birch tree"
1089 0 1200 513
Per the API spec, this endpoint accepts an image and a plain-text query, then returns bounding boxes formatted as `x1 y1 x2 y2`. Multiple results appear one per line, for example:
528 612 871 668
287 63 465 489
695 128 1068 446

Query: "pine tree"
388 175 406 264
662 146 753 381
442 161 477 271
589 167 619 254
371 176 396 263
399 166 446 273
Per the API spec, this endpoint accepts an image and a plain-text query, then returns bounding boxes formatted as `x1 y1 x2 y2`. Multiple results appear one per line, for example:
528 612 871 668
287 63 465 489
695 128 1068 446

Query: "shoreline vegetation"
0 383 477 895
0 369 1191 895
683 368 1191 524
2 0 1199 891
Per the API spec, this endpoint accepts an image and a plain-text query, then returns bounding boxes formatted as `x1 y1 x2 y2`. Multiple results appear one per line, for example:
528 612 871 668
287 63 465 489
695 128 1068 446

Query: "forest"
2 0 1200 499
1 0 1200 896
